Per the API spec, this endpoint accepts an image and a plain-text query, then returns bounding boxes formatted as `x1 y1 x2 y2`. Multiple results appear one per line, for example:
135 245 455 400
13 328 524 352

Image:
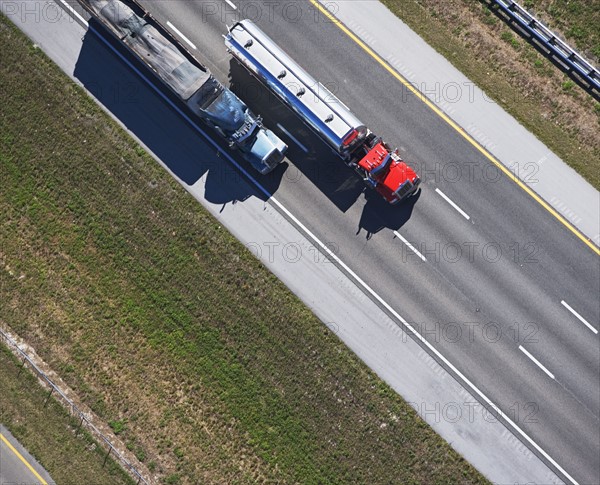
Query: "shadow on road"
73 23 418 234
357 188 421 239
229 59 367 212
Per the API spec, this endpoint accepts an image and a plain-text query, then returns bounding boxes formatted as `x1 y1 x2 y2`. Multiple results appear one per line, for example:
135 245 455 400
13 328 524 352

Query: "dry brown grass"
0 344 136 485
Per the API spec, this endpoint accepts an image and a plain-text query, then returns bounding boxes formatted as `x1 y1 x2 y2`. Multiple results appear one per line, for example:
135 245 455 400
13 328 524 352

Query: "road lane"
0 425 53 485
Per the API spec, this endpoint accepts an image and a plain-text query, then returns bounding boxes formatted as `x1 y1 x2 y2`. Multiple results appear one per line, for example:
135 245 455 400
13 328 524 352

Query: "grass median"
380 0 600 190
0 12 488 485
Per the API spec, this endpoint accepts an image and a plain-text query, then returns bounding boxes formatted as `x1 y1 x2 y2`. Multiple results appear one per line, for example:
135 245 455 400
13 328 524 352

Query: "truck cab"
188 78 287 173
355 137 420 204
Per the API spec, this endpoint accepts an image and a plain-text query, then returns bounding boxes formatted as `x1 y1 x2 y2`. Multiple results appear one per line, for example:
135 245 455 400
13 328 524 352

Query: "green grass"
520 0 600 60
380 0 600 190
0 345 136 485
0 13 487 485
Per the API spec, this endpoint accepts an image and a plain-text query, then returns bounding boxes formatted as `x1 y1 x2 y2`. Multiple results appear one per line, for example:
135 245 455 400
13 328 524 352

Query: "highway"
23 0 600 483
128 1 600 482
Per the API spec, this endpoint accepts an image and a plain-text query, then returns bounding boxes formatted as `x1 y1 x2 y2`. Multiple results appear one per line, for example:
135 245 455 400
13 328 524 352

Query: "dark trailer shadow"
228 59 367 212
228 58 420 236
358 188 421 239
73 21 280 206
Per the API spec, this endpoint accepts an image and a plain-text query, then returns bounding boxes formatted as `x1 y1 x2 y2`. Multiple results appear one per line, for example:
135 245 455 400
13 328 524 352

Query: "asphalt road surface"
132 2 599 483
12 1 600 483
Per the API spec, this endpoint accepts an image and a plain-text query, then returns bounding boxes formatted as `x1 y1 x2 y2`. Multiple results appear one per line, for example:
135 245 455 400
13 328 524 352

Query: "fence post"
488 0 600 99
103 445 113 467
76 414 85 434
2 328 148 484
44 387 54 407
18 355 26 375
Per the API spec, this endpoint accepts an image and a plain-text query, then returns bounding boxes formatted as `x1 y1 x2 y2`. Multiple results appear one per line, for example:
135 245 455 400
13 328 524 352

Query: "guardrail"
486 0 600 100
0 328 150 485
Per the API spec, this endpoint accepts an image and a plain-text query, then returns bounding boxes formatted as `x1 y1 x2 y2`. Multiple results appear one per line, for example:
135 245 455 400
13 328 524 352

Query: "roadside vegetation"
520 0 599 60
0 13 488 485
0 344 135 484
380 0 600 189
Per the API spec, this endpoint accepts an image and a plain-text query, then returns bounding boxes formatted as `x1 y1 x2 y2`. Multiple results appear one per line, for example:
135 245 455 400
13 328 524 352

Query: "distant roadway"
0 425 53 485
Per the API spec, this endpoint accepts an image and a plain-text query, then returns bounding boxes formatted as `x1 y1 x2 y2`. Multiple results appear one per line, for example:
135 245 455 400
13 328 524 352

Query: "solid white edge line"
393 231 427 262
225 0 238 10
561 300 598 334
166 21 197 50
519 346 556 380
435 188 471 220
57 0 88 24
276 123 309 153
79 16 579 485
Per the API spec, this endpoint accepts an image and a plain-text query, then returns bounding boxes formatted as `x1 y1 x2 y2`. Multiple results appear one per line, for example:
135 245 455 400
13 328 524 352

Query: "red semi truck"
225 20 421 204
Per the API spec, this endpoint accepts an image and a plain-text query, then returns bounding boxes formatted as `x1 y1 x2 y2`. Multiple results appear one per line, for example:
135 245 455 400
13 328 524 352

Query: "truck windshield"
196 81 246 134
194 76 224 109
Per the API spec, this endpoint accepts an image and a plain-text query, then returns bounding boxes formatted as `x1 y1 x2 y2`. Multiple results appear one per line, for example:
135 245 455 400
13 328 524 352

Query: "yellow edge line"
1 432 49 485
310 0 599 256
